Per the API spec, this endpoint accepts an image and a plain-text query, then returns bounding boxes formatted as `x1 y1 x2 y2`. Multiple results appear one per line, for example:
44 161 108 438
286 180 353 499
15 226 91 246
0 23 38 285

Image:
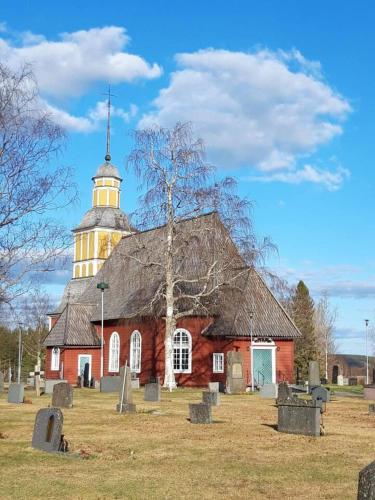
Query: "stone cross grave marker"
358 460 375 499
117 363 136 413
8 383 24 404
29 364 44 397
52 382 73 408
0 371 4 393
32 407 65 453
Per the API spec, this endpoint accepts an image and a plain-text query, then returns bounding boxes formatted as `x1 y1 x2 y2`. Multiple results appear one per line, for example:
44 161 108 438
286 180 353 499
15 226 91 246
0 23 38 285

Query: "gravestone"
52 382 73 408
45 379 67 395
343 377 349 385
260 383 278 399
202 390 220 406
311 386 330 404
308 361 320 388
131 378 140 389
144 382 161 402
358 460 375 499
100 376 121 393
31 407 64 453
8 383 24 403
0 371 4 393
364 385 375 400
368 404 375 414
189 402 212 424
348 377 358 386
116 365 136 413
208 382 219 393
337 375 344 386
226 351 245 394
278 398 322 437
277 381 293 401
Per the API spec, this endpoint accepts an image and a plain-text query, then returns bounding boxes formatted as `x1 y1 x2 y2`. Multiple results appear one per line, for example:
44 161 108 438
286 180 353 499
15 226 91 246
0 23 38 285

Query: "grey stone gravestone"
208 382 220 393
8 383 24 403
45 379 67 394
144 383 161 402
368 404 375 414
52 382 73 408
260 383 278 399
277 381 293 401
226 351 245 394
100 376 121 393
0 371 4 393
32 407 64 453
116 366 136 413
311 386 330 404
364 385 375 400
358 460 375 499
189 402 212 424
308 361 320 388
131 378 140 389
278 398 322 437
202 390 220 406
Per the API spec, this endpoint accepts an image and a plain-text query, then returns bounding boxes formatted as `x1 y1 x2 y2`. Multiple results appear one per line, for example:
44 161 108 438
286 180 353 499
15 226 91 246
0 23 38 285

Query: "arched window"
173 329 192 373
51 347 60 371
108 332 120 372
130 330 142 373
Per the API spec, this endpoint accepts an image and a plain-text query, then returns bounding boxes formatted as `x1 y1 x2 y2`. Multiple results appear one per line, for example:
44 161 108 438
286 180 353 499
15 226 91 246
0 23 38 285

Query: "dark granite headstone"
358 460 375 499
8 383 24 403
100 376 121 393
189 402 212 424
311 386 330 403
226 351 245 394
116 366 136 413
202 390 220 406
278 398 322 437
32 407 64 453
0 371 4 393
277 382 293 401
144 383 161 402
52 382 73 408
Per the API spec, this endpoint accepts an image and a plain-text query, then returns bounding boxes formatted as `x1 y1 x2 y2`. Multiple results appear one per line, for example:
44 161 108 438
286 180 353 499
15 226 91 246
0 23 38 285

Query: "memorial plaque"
232 363 243 379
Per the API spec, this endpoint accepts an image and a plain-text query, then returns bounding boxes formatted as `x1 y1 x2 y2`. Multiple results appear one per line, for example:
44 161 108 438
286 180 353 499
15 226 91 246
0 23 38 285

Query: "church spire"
104 85 114 162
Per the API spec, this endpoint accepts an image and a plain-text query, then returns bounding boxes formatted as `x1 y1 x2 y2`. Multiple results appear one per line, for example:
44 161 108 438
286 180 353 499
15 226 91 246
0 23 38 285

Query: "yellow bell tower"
72 89 132 279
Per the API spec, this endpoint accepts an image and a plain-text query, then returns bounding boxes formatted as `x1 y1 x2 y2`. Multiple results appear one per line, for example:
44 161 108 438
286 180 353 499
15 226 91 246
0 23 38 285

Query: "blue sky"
1 1 375 354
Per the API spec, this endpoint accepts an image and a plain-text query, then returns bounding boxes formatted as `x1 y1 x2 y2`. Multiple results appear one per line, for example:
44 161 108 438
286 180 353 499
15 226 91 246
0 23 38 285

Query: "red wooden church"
44 151 300 388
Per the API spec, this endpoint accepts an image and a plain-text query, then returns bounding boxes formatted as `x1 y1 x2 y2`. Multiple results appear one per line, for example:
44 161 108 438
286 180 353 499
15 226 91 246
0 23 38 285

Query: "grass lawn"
0 387 374 499
325 384 364 395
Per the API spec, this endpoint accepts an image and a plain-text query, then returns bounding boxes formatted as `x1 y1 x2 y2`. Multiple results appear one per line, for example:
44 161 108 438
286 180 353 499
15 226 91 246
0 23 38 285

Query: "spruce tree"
291 280 319 381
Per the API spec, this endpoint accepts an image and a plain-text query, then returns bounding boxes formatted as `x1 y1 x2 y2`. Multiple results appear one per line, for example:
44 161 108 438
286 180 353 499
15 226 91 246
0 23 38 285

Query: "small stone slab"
32 407 64 453
278 382 293 401
202 390 220 406
189 402 212 424
45 379 67 395
260 383 278 399
52 382 73 408
144 383 161 402
8 383 24 403
358 460 375 499
131 378 140 389
100 376 121 393
208 382 219 393
278 398 322 437
311 386 330 403
0 372 4 393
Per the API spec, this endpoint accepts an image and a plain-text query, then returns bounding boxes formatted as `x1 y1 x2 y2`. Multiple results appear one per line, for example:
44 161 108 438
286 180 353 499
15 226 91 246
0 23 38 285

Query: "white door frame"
78 354 92 381
251 340 277 384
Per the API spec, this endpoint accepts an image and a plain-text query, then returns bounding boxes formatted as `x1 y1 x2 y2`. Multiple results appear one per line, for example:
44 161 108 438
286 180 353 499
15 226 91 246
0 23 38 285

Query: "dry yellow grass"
0 387 374 499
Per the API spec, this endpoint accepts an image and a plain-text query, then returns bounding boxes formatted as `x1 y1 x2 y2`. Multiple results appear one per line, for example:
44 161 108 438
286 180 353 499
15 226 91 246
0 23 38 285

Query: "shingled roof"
44 212 300 347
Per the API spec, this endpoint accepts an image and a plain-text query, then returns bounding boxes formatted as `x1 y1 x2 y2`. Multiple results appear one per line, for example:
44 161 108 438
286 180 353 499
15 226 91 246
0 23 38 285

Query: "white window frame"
173 328 192 374
51 347 60 371
213 353 224 373
130 330 142 373
108 332 120 372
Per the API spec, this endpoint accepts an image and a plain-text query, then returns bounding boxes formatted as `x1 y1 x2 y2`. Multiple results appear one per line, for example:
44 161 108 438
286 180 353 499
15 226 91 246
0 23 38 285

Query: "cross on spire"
102 85 116 162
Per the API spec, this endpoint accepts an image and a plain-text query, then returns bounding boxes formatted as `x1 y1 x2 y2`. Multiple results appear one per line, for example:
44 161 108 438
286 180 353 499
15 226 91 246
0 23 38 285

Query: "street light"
97 282 109 378
365 319 370 385
249 311 254 392
17 322 24 384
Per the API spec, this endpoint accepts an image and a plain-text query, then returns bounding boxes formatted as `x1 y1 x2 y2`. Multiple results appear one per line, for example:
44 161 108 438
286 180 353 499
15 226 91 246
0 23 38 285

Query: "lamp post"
97 282 109 378
365 319 370 385
250 311 254 392
17 322 24 384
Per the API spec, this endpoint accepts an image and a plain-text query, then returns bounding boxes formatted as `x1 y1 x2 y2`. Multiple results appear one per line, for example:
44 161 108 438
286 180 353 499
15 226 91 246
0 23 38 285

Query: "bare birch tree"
127 122 273 389
314 292 337 380
0 63 76 305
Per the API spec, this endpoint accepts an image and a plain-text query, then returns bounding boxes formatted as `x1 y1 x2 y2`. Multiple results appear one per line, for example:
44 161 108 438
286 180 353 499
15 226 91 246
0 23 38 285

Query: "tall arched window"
51 347 60 371
173 329 192 373
108 332 120 372
130 330 142 373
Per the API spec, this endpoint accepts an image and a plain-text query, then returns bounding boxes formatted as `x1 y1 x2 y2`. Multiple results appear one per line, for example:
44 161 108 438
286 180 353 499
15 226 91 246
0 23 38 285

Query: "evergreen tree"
291 280 319 381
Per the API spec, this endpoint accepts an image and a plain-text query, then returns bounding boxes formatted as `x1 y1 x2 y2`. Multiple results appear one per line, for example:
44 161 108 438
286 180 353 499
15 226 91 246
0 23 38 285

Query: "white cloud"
139 48 351 189
0 26 162 97
246 164 350 191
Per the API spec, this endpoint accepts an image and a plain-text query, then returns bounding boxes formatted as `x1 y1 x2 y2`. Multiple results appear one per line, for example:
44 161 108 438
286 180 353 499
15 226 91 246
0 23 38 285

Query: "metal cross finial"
102 85 116 163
